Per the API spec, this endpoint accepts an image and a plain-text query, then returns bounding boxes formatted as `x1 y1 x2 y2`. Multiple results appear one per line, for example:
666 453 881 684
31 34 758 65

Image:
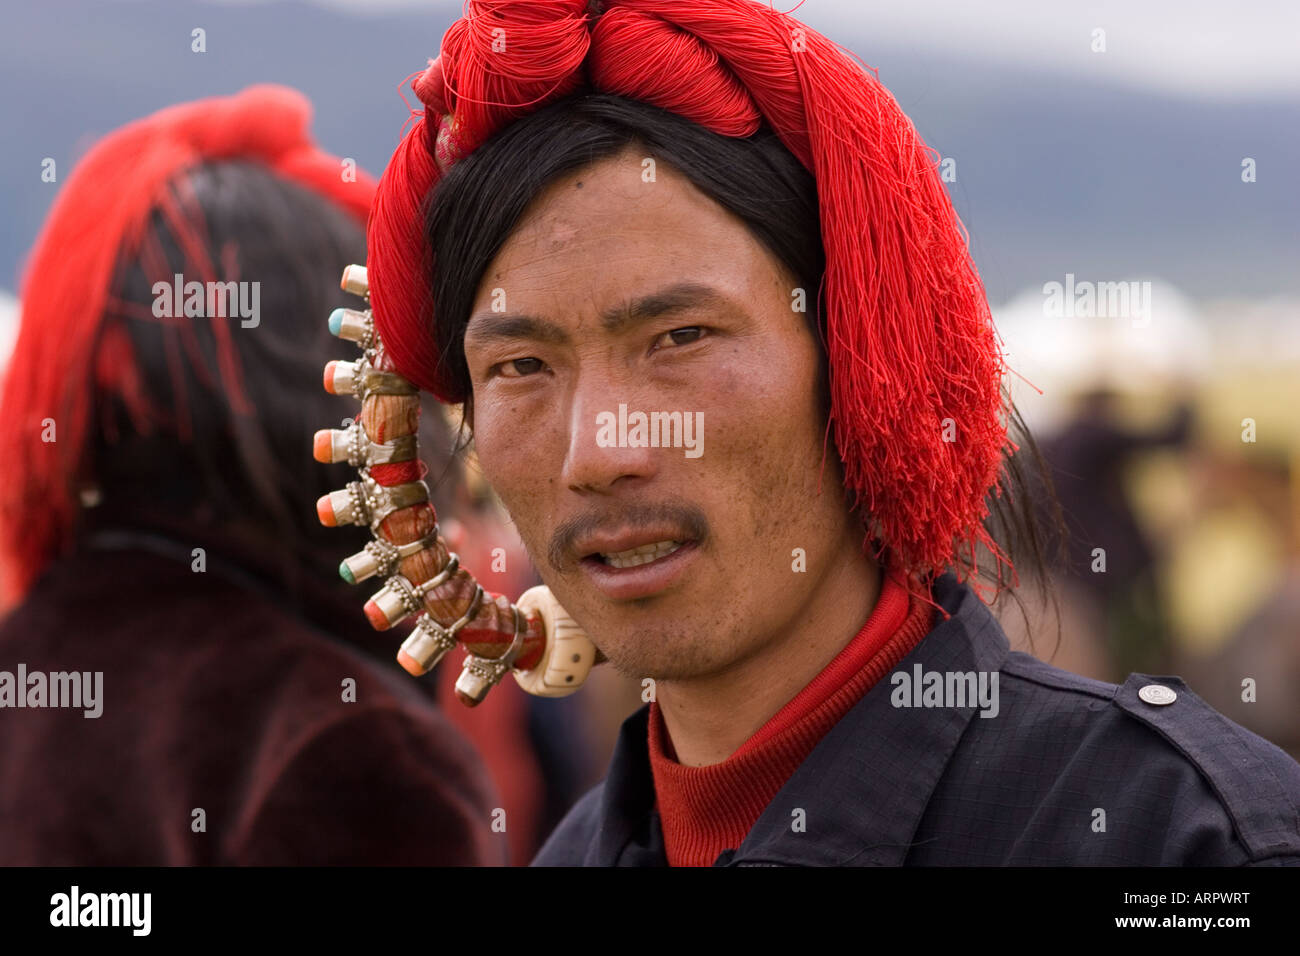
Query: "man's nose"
560 382 660 495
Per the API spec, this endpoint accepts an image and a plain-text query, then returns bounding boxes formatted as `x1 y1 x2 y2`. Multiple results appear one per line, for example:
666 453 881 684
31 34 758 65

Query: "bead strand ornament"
314 264 597 705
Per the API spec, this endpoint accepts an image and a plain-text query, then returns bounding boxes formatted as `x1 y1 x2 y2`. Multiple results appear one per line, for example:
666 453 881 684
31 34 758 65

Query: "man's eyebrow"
598 281 730 333
464 281 731 345
463 313 570 347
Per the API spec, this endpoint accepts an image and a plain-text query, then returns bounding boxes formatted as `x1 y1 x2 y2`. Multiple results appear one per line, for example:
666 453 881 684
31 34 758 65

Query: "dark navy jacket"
532 572 1300 866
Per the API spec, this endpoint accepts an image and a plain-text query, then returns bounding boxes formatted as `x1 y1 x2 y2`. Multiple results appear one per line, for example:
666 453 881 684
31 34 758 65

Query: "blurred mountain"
2 0 1297 304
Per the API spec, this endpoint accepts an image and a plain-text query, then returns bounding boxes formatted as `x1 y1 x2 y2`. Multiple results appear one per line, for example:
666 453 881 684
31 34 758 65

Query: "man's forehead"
545 219 580 247
462 152 788 340
498 153 706 249
473 210 745 316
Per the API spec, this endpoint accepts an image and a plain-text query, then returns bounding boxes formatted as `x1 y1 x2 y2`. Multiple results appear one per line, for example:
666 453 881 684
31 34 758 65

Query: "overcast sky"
256 0 1300 100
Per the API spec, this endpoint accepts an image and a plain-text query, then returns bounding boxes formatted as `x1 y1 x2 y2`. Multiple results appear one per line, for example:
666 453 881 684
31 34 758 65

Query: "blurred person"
341 0 1300 867
0 86 504 865
1039 388 1194 677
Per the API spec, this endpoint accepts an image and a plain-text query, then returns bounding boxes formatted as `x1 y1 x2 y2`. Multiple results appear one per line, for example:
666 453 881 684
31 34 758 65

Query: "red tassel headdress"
0 85 376 606
366 0 1014 596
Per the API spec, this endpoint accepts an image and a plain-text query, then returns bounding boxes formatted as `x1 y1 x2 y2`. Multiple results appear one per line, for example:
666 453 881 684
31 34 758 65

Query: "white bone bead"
512 586 596 698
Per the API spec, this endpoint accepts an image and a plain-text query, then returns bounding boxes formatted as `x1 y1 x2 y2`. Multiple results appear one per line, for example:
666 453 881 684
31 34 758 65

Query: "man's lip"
573 529 698 562
578 540 699 601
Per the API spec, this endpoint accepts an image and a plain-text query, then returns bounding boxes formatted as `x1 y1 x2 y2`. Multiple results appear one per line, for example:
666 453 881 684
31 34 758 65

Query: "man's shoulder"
945 653 1300 864
531 782 607 866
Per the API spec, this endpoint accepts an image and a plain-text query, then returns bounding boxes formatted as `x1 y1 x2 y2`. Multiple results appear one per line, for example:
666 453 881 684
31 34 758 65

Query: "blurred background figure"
0 85 513 864
997 284 1300 762
1035 387 1194 677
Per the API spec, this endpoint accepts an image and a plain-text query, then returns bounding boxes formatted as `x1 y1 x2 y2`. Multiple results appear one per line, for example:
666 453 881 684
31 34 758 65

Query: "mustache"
548 500 710 571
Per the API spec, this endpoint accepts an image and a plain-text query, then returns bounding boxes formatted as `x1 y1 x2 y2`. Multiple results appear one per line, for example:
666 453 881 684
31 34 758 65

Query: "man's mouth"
572 531 701 601
598 539 685 569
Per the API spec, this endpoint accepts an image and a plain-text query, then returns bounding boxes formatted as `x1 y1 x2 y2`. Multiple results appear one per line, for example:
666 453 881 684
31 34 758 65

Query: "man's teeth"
601 540 683 569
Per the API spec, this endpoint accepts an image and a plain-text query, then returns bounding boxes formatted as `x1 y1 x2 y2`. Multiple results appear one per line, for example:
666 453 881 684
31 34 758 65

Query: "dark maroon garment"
0 537 505 865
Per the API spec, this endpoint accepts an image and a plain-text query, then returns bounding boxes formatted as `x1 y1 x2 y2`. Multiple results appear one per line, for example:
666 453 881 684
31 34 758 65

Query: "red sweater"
648 569 934 867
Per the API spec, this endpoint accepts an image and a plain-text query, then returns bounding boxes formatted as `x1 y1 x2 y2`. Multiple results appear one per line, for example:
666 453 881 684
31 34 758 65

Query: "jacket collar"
590 571 1011 866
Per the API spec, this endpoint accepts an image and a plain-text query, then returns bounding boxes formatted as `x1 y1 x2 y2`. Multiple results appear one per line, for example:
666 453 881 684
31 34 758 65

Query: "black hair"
427 93 1066 619
83 161 461 627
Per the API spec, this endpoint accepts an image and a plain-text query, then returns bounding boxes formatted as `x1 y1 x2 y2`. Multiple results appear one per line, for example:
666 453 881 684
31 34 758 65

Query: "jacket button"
1138 684 1177 706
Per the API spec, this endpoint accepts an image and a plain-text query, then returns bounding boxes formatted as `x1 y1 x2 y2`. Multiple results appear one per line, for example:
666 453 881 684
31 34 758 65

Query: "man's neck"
655 539 882 767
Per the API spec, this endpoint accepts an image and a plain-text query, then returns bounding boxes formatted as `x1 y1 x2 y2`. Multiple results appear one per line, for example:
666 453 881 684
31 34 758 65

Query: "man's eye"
654 326 705 350
496 357 544 378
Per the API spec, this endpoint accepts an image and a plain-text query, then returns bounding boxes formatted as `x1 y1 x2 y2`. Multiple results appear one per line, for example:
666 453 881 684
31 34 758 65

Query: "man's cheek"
494 486 542 543
473 428 531 495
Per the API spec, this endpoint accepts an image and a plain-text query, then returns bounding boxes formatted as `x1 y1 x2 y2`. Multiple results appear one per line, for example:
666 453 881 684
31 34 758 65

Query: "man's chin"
546 584 734 678
591 631 738 685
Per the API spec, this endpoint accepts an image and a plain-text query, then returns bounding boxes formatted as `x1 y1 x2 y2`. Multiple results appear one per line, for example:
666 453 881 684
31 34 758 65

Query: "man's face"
463 147 860 681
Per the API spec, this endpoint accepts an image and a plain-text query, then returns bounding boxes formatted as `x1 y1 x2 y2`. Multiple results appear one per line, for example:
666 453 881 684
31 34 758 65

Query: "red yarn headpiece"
366 0 1013 593
0 85 376 605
